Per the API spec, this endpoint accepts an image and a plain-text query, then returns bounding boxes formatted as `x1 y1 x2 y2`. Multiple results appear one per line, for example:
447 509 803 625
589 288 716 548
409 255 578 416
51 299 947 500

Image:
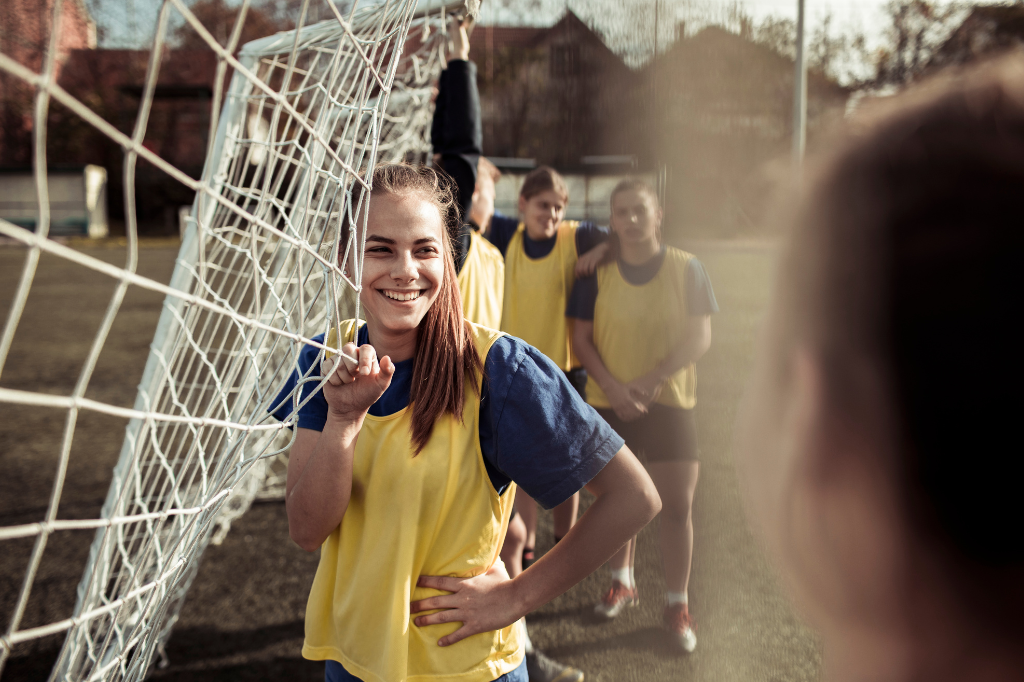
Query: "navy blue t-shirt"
566 248 719 320
268 326 623 509
487 213 608 261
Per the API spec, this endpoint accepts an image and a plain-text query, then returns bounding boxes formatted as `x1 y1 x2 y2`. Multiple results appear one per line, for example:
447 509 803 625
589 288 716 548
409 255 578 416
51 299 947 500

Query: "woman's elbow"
288 520 323 552
291 532 323 553
287 504 328 552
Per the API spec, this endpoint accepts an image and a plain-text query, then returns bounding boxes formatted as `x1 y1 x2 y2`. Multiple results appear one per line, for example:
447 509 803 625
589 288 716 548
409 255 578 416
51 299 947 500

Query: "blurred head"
609 179 662 248
517 166 568 240
738 57 1024 679
469 156 501 230
342 163 481 452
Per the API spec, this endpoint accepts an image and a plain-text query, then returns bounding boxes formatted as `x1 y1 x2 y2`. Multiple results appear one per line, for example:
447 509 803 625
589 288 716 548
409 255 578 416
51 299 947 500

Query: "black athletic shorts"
596 404 698 463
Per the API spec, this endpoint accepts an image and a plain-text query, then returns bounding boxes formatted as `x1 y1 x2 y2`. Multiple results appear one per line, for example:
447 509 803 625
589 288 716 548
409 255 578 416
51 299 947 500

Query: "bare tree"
754 15 796 59
751 11 870 86
809 12 870 84
173 0 291 49
873 0 964 86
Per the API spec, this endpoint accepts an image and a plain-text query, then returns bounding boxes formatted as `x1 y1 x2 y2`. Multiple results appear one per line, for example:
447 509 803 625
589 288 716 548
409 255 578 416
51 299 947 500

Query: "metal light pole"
792 0 808 165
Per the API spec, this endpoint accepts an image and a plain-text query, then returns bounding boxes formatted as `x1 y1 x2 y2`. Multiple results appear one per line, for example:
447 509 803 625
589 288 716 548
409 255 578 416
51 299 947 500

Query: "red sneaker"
663 603 697 652
593 580 637 619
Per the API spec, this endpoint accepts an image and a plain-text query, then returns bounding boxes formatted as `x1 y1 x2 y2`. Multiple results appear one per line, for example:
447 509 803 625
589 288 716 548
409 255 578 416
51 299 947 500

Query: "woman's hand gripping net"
321 343 395 421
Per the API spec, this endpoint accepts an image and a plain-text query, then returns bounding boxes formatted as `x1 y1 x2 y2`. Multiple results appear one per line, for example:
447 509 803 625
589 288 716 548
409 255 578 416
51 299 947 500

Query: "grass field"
0 241 820 682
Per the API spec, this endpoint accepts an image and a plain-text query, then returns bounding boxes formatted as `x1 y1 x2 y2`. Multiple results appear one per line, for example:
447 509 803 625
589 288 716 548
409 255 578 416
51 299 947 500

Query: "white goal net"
0 0 470 678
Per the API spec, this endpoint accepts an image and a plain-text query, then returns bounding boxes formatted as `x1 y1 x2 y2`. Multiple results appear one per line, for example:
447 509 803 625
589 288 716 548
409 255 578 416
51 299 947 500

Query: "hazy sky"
89 0 960 52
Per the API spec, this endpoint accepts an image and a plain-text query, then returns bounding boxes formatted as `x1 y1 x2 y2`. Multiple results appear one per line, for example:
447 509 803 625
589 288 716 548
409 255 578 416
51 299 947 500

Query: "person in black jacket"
429 17 481 273
430 18 586 682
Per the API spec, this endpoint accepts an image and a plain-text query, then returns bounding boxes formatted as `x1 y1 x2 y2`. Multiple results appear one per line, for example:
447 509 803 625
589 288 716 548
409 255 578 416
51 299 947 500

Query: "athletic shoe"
522 547 536 570
593 580 637 619
663 603 697 653
525 649 584 682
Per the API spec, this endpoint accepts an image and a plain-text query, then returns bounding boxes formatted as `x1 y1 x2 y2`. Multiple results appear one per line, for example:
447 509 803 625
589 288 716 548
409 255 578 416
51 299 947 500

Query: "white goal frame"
0 0 473 679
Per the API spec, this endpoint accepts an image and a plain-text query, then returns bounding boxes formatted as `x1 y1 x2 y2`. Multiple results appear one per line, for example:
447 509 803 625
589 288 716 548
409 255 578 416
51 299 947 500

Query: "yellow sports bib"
458 231 504 330
304 321 522 682
586 247 698 410
499 221 579 371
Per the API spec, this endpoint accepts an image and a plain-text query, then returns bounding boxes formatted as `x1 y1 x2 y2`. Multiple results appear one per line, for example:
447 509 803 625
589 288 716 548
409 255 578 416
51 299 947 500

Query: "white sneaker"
664 603 697 653
593 580 637 619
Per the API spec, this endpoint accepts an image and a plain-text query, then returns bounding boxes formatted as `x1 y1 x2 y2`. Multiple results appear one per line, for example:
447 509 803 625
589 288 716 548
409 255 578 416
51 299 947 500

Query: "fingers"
410 610 477 647
575 252 599 276
376 356 396 389
357 344 378 376
322 355 342 386
438 623 476 647
338 343 377 381
417 575 461 593
411 575 469 646
616 402 648 422
412 606 459 628
409 594 452 615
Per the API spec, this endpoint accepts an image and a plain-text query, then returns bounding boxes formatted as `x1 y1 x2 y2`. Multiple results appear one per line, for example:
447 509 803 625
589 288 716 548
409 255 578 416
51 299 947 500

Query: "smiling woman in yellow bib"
270 163 660 682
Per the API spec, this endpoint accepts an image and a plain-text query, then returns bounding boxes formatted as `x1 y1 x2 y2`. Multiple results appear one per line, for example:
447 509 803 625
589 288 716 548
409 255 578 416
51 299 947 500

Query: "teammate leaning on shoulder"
269 164 660 682
567 179 718 654
488 165 610 572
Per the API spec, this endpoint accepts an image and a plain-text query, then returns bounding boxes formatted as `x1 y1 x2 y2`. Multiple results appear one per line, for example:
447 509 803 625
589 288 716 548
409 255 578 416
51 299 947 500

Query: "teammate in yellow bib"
271 163 661 682
568 179 718 654
456 159 505 329
430 29 592 678
486 166 610 572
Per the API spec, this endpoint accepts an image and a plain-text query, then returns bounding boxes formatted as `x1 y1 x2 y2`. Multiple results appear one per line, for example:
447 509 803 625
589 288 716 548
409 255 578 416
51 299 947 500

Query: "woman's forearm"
507 447 660 615
572 319 623 395
286 416 361 551
643 315 712 386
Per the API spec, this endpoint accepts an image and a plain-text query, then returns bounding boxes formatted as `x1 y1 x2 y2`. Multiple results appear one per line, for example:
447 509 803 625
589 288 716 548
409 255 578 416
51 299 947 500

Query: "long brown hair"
346 163 483 453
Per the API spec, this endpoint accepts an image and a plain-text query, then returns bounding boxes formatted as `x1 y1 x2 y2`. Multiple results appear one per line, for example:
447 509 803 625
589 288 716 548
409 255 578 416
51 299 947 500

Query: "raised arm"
286 343 394 551
431 17 481 223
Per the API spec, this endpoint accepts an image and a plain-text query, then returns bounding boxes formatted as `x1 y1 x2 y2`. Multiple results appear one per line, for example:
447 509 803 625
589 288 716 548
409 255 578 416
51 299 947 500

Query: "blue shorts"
325 657 527 682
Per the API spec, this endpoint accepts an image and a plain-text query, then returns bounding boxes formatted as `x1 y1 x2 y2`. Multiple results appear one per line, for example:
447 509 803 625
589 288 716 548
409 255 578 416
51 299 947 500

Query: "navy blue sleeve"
574 221 610 255
486 214 519 259
686 257 719 315
565 273 598 320
268 334 330 432
478 336 624 508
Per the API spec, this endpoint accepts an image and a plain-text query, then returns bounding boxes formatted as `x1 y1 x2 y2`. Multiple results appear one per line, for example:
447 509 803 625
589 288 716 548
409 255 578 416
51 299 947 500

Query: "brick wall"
1 0 97 163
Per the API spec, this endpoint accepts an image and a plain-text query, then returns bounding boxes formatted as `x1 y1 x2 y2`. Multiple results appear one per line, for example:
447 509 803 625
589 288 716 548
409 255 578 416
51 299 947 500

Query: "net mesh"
0 0 466 678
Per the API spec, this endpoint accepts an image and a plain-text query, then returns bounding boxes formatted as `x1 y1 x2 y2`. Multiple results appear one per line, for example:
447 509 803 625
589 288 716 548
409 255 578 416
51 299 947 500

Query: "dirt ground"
0 241 820 682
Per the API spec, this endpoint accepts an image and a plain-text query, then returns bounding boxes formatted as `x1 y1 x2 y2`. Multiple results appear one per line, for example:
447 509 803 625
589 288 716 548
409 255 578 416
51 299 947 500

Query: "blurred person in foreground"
737 55 1024 682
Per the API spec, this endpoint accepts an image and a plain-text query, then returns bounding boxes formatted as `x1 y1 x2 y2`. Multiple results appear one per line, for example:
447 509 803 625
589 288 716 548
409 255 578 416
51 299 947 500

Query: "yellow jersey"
457 231 504 330
499 221 580 371
304 321 522 682
586 247 698 410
